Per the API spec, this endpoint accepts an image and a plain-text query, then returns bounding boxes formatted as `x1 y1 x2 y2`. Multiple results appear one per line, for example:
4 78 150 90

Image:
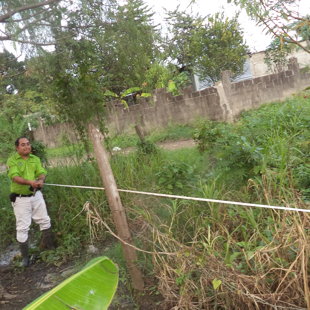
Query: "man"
7 137 55 267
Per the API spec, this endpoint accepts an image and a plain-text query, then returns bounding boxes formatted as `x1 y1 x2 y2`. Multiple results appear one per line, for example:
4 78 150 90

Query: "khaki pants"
12 191 51 243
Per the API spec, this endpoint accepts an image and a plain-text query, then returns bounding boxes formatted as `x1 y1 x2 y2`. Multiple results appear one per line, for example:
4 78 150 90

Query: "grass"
46 142 86 158
0 91 309 309
44 123 196 158
148 123 195 143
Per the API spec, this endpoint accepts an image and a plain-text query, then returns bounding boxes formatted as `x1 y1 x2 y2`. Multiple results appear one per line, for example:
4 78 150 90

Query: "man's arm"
12 176 41 188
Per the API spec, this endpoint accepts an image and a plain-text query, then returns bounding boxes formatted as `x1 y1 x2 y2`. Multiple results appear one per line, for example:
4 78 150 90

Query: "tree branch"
1 7 50 23
0 35 56 46
258 13 310 53
0 0 60 23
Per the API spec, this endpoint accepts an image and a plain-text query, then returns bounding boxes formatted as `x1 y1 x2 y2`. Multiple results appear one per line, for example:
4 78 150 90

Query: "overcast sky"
144 0 310 53
2 0 309 57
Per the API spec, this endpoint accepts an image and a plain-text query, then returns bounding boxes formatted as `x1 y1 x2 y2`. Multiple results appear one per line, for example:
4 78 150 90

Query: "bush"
156 161 196 194
136 140 158 156
31 140 48 164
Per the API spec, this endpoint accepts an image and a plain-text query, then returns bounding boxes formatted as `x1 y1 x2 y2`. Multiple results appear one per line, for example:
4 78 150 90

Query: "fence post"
88 123 144 290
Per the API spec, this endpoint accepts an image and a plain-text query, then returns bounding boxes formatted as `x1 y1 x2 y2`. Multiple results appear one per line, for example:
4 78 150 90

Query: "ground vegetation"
0 91 309 309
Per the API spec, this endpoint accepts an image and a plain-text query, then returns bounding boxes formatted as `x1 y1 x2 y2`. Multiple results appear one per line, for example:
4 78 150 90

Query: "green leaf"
140 92 151 98
103 90 118 98
120 99 129 109
121 87 141 97
167 80 177 93
212 278 222 290
24 256 118 310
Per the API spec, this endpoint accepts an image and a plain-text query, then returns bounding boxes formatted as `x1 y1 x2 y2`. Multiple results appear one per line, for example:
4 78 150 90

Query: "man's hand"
29 180 40 189
12 176 45 188
36 175 45 188
36 179 44 188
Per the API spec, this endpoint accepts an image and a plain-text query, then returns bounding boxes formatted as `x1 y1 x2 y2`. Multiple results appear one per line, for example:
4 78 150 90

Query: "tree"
34 38 106 138
293 15 310 45
28 0 157 130
0 0 118 52
0 50 25 96
95 0 160 93
196 13 248 83
165 9 205 75
40 38 146 290
4 1 146 289
195 13 248 83
229 0 310 53
264 38 293 73
165 10 248 83
143 62 172 91
0 89 54 158
0 0 62 46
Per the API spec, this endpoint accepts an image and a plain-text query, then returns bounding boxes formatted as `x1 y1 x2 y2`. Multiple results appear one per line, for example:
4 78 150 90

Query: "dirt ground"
0 262 72 309
157 139 195 150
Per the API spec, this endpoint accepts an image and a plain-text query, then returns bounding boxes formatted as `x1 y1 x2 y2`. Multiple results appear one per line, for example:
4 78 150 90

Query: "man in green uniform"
7 137 55 267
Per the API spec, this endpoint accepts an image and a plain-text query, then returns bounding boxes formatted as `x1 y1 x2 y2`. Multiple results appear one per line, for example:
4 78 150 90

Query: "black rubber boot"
40 227 56 250
19 241 30 267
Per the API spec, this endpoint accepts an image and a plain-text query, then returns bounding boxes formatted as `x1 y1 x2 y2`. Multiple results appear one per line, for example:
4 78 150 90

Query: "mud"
0 262 70 309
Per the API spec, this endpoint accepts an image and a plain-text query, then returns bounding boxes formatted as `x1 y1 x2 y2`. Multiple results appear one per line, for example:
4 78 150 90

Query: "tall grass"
0 174 15 248
138 92 310 309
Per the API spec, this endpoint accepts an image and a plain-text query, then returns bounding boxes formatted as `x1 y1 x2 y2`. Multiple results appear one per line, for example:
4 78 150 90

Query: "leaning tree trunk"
88 123 144 290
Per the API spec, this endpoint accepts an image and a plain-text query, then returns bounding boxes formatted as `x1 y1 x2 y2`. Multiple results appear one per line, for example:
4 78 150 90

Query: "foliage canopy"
165 9 248 83
229 0 310 53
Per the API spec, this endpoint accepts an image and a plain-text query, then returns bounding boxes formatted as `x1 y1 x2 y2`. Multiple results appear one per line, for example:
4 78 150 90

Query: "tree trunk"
134 124 145 143
88 123 144 290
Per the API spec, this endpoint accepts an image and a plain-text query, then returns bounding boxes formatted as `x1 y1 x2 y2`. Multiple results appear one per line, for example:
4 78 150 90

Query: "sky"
2 0 309 57
143 0 310 53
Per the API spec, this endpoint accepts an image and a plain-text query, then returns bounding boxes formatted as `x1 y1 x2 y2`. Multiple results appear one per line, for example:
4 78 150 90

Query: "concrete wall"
105 86 226 134
34 58 310 147
35 122 79 148
221 58 310 118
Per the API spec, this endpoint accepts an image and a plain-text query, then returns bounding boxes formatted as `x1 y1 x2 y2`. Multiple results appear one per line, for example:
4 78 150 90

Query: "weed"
136 140 158 156
156 161 197 194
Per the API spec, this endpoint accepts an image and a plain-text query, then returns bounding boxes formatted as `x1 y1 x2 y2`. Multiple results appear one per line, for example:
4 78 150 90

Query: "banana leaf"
24 256 119 310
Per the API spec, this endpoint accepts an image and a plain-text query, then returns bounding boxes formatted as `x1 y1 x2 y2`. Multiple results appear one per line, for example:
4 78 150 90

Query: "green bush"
156 161 197 194
136 140 158 156
31 140 48 164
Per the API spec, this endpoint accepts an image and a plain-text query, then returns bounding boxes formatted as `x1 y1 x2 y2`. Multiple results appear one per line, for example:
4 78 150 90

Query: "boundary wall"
34 58 310 148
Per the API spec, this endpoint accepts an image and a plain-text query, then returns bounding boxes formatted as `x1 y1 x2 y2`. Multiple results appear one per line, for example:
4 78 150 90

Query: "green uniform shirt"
7 153 47 195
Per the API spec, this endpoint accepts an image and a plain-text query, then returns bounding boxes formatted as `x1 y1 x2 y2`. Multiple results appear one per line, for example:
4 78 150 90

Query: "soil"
0 262 72 310
157 139 195 150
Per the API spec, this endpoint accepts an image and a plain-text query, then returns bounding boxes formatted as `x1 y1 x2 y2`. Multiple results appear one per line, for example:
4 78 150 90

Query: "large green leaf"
24 256 119 310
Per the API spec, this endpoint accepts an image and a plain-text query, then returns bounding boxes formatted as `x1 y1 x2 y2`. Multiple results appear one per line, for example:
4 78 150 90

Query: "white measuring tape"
44 183 310 213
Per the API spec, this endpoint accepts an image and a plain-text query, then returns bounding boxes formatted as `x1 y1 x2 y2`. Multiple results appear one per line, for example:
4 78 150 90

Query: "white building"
194 41 310 90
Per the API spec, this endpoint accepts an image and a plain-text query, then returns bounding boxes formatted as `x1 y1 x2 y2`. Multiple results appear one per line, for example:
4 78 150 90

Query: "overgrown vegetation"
106 123 195 150
0 92 309 309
